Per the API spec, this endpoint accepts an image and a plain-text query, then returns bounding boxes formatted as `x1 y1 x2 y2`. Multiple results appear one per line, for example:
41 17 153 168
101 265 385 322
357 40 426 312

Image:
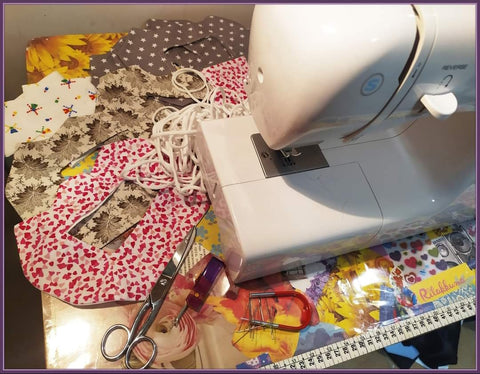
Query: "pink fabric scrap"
15 138 209 305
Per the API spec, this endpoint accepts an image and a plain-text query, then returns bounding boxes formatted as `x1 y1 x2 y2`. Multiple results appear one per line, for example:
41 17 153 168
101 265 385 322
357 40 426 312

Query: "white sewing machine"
196 4 476 282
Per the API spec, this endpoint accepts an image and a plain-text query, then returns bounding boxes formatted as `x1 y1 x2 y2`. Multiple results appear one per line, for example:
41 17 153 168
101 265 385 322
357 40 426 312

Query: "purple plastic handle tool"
174 256 225 325
186 256 225 311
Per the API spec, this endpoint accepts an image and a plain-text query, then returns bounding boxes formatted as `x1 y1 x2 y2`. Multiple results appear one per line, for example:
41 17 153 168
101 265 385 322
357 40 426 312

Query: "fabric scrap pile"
6 15 249 308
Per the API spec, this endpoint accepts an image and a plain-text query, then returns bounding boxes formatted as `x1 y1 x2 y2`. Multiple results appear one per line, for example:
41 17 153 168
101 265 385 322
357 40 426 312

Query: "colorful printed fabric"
90 16 249 86
202 56 249 105
5 65 206 222
63 56 245 250
4 71 97 156
60 149 98 178
26 33 126 84
372 219 476 286
205 220 475 365
236 353 273 369
14 138 210 305
374 220 476 327
194 207 222 258
48 56 249 191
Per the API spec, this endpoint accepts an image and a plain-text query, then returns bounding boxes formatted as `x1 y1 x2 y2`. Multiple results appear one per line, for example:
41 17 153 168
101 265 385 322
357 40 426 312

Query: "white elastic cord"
121 68 250 196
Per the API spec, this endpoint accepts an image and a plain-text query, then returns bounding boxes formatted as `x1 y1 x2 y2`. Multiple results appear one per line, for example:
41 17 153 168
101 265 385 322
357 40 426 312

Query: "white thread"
121 68 250 196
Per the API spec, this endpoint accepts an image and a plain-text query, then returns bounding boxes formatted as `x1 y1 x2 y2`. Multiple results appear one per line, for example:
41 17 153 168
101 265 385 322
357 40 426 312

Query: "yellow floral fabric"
26 33 126 175
26 33 126 84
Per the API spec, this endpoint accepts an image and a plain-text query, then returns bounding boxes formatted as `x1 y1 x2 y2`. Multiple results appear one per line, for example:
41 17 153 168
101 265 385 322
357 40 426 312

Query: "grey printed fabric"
5 65 206 234
90 16 249 86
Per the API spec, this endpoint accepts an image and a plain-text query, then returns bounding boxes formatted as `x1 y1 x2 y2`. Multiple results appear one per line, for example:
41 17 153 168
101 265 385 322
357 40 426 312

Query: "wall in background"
4 4 255 100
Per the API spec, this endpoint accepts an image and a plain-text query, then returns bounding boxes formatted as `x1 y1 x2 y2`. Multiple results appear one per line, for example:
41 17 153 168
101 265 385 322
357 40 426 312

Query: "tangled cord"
120 68 250 196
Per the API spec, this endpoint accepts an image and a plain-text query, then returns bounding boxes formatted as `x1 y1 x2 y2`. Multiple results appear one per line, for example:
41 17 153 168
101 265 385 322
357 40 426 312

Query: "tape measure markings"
262 296 475 370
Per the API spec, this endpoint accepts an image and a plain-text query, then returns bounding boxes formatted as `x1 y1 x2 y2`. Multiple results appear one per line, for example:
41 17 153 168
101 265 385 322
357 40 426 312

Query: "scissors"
100 226 196 369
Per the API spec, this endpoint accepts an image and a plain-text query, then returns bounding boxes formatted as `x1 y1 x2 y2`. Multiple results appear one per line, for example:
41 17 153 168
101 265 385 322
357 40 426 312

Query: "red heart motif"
14 138 210 305
34 268 44 277
411 240 423 252
404 257 417 268
404 272 418 284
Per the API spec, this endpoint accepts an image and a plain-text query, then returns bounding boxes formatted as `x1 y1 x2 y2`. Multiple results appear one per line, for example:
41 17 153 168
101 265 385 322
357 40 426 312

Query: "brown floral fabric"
69 181 157 249
5 113 130 221
5 65 207 246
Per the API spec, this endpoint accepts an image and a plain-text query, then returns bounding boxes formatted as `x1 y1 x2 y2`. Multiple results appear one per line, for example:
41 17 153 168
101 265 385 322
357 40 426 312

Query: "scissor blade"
171 226 196 268
149 227 196 303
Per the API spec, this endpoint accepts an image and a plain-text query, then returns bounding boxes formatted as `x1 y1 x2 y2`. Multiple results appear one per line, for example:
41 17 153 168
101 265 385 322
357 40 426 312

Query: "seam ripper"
173 255 225 326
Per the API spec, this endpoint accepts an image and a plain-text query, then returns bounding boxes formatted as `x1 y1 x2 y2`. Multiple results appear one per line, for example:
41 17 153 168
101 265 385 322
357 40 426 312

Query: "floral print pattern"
70 182 157 249
6 66 203 223
26 33 126 83
14 138 210 305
